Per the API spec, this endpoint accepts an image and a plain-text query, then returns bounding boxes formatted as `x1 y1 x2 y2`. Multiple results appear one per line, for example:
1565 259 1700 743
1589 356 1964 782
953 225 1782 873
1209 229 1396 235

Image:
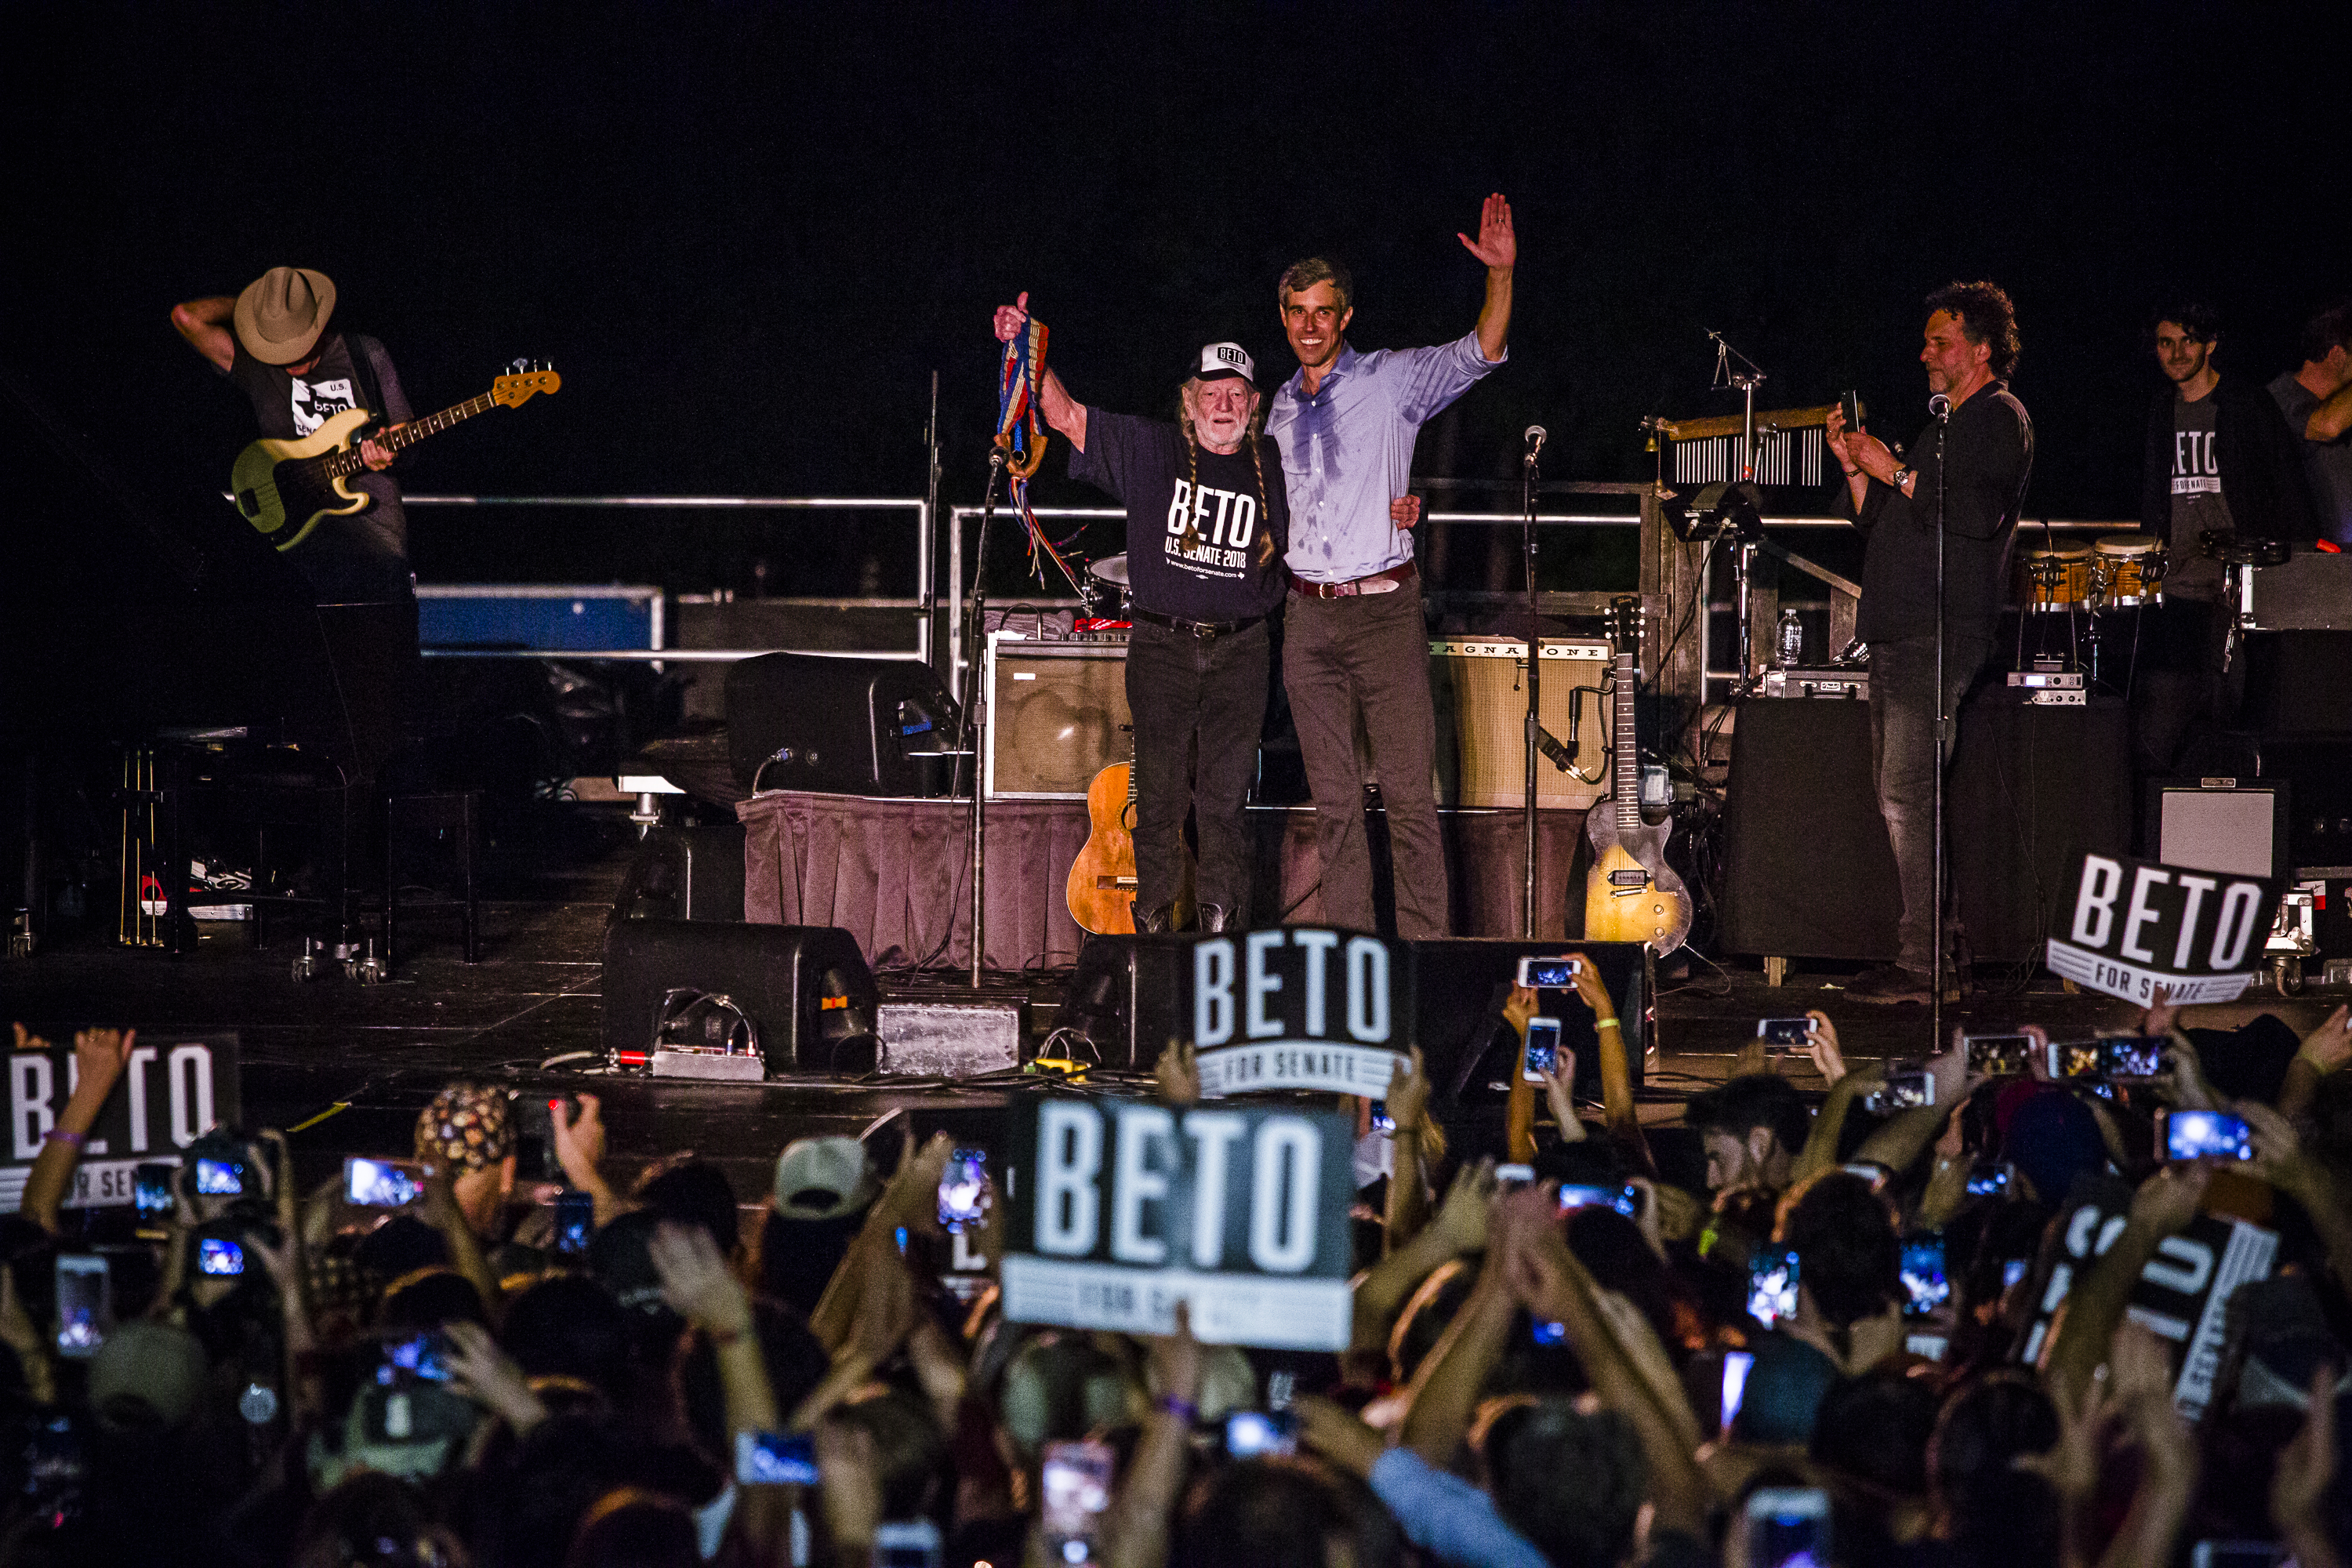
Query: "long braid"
1247 431 1274 567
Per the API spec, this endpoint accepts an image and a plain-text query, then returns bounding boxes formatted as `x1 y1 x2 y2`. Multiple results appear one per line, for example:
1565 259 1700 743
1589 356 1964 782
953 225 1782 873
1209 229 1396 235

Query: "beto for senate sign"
2045 851 2281 1006
999 1095 1355 1349
1190 928 1410 1100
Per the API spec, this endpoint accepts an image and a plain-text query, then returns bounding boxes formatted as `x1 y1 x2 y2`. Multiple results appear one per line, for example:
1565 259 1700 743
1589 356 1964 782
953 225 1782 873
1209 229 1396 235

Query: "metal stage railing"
405 490 2132 722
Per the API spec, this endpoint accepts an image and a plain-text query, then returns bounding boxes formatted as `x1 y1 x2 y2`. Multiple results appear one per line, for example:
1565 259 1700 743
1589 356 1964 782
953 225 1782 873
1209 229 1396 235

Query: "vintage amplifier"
1759 667 1869 700
1428 638 1612 809
982 630 1132 800
2244 547 2352 631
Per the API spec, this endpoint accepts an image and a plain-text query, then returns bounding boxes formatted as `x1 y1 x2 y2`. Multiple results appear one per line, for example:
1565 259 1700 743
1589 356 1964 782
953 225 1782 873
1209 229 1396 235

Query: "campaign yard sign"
2017 1177 2278 1419
2045 851 2281 1005
1190 928 1411 1099
0 1032 241 1214
999 1094 1355 1348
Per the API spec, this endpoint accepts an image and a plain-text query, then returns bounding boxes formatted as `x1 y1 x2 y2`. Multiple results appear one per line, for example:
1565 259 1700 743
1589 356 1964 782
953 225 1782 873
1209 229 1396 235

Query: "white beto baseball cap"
1189 342 1257 385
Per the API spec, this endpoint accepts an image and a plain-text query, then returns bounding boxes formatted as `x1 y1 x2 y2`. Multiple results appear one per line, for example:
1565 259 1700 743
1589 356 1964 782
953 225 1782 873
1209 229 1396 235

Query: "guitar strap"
343 333 387 422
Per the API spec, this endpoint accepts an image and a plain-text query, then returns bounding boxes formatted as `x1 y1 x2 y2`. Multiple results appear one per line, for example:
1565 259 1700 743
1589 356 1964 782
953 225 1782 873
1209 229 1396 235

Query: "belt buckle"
1189 620 1214 639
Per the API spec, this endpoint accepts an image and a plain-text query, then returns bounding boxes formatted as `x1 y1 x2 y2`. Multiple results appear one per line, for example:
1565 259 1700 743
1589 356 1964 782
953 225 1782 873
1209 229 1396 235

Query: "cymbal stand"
1708 331 1768 689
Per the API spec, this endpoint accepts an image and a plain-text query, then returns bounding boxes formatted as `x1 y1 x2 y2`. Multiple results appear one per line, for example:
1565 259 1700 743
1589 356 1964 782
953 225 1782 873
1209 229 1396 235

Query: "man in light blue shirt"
1269 194 1515 937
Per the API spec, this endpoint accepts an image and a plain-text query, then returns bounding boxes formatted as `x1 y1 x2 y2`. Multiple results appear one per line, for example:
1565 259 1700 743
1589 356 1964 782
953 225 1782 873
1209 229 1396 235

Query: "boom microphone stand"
1929 392 1952 1047
955 447 1008 985
1522 424 1546 937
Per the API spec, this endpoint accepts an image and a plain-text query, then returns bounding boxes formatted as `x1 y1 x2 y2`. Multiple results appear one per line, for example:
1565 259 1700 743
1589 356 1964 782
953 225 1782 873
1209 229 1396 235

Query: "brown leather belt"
1133 608 1264 639
1288 560 1417 599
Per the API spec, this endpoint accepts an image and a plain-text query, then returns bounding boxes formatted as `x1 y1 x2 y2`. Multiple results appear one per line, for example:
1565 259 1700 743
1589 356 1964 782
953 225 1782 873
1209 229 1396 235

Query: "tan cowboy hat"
233 265 337 365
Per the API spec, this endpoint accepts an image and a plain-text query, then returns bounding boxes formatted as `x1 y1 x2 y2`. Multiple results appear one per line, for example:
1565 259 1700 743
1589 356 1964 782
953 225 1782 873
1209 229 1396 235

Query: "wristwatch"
1891 465 1915 492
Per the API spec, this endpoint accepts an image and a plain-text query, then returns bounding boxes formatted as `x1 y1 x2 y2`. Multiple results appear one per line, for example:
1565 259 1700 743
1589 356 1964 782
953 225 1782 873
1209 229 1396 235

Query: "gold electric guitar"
1581 596 1692 953
228 365 561 550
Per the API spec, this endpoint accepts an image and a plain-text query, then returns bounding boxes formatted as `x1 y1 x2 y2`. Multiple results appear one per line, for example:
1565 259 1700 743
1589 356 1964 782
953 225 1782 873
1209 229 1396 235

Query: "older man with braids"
995 294 1336 931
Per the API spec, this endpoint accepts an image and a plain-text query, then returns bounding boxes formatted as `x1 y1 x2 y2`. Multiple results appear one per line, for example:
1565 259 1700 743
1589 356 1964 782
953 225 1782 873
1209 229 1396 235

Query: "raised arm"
1456 194 1515 365
20 1026 138 1236
993 291 1087 449
1383 1046 1437 1246
2042 1162 2209 1407
171 294 237 372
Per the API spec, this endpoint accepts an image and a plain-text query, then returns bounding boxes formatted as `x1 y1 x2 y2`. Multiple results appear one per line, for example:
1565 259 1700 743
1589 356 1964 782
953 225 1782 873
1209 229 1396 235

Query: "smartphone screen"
1756 1018 1815 1046
132 1162 178 1219
197 1237 245 1276
193 1158 244 1196
1965 1162 2012 1198
2190 1542 2291 1568
1517 956 1584 989
1223 1410 1299 1457
1041 1439 1115 1555
2100 1035 2165 1080
1746 1486 1832 1568
1494 1163 1537 1189
1559 1183 1641 1219
1368 1102 1395 1134
344 1156 430 1208
1531 1317 1568 1345
1867 1071 1934 1112
873 1520 943 1568
53 1256 109 1358
937 1148 988 1232
734 1429 820 1485
1839 390 1864 432
383 1330 454 1382
1900 1234 1950 1318
1748 1246 1799 1327
1719 1348 1755 1434
554 1189 595 1256
2167 1109 2254 1163
2053 1040 2103 1078
1964 1034 2034 1076
1522 1017 1562 1081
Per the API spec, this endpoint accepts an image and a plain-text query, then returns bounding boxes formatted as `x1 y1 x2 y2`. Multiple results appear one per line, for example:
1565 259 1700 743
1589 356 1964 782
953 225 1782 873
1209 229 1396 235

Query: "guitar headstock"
492 358 562 407
1608 594 1646 655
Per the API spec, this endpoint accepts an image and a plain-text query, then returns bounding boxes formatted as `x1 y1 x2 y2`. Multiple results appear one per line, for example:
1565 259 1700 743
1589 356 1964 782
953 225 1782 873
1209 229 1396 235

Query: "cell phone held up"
1838 390 1864 434
2165 1109 2255 1163
1516 955 1584 989
1521 1017 1563 1082
1756 1018 1817 1047
937 1148 988 1232
344 1156 432 1209
1864 1066 1935 1114
1963 1033 2034 1076
1747 1486 1833 1568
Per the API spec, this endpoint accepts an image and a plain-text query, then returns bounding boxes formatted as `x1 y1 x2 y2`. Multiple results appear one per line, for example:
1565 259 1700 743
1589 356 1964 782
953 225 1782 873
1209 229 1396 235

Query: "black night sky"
4 1 2341 598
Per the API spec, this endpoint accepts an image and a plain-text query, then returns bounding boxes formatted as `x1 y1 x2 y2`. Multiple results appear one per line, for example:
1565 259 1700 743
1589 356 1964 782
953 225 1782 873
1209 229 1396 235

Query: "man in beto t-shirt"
2267 299 2352 544
993 295 1305 931
172 266 416 604
2132 301 2314 769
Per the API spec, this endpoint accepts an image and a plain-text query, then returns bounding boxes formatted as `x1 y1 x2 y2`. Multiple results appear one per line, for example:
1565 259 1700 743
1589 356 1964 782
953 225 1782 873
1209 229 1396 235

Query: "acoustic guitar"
229 365 561 550
1065 732 1139 935
1581 596 1692 953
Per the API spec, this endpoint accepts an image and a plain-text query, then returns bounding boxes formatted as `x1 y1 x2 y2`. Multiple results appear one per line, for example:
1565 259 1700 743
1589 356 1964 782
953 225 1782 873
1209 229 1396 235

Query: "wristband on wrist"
1592 1017 1620 1031
1155 1395 1198 1424
42 1129 85 1147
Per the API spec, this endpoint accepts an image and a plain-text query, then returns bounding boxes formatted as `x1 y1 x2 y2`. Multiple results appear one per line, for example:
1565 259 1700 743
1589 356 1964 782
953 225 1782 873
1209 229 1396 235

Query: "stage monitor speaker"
725 654 960 795
1056 932 1195 1071
603 920 880 1075
1410 939 1651 1107
1429 639 1611 809
614 824 746 922
984 632 1132 800
2241 633 2352 735
2147 777 2289 881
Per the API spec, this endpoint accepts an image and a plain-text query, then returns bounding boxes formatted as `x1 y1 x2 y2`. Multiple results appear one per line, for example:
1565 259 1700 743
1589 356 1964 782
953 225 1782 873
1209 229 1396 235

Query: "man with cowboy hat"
172 266 416 602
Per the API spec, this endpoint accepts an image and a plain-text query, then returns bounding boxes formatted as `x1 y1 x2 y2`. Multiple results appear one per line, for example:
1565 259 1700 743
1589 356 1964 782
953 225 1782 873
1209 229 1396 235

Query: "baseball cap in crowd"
414 1082 514 1174
771 1136 879 1221
1189 342 1257 385
89 1320 208 1433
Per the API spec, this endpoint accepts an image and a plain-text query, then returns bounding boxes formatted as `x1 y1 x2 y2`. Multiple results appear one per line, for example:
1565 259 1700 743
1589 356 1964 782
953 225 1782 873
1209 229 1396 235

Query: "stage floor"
2 811 2337 1212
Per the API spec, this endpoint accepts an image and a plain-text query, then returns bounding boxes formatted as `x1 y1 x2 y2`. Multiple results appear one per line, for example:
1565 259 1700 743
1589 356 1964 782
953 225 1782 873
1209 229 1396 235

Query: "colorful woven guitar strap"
995 310 1079 583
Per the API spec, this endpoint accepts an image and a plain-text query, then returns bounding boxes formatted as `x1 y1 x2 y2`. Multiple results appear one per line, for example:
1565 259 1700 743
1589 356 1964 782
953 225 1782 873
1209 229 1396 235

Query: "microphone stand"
956 447 1008 985
1521 431 1543 937
1929 394 1951 1046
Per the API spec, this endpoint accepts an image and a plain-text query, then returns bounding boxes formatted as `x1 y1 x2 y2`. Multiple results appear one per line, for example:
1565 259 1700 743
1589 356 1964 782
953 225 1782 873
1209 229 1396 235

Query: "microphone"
1928 394 1952 419
1524 424 1548 455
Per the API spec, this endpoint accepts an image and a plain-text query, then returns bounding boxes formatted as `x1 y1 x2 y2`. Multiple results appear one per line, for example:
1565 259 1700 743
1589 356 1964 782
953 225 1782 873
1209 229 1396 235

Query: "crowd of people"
12 970 2352 1568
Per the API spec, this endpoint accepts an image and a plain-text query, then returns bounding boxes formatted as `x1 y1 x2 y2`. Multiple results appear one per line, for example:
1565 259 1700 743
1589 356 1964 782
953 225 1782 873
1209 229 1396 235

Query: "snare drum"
1086 554 1132 615
2092 535 2163 607
2015 543 2092 612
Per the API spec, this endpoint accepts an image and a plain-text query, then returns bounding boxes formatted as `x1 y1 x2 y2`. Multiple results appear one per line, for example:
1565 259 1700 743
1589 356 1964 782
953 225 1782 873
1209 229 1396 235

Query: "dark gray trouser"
1123 618 1270 924
1281 587 1450 938
1869 633 1991 975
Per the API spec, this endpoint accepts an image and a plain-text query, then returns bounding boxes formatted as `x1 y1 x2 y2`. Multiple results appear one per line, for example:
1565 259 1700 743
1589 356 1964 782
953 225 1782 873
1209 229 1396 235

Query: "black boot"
1199 902 1232 933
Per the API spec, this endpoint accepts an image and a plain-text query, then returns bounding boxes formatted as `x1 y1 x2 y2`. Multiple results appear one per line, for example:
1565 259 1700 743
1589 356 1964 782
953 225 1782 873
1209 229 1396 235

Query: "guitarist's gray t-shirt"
228 332 413 602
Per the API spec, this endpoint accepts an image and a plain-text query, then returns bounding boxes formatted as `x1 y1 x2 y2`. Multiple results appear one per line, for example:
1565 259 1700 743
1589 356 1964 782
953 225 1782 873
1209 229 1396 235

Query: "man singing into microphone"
1825 282 2033 1004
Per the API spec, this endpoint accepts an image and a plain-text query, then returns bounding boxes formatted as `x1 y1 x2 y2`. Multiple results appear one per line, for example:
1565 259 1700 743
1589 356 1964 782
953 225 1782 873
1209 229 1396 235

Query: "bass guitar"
1065 730 1139 935
229 364 561 550
1581 595 1692 953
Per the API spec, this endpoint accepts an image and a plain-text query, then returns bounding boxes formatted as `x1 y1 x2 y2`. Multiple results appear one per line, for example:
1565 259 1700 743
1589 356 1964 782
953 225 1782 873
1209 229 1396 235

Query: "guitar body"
1065 760 1138 935
1581 813 1693 951
230 408 376 550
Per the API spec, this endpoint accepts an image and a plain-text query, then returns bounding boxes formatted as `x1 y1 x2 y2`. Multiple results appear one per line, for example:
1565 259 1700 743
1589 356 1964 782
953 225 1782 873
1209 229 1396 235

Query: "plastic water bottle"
1776 608 1804 669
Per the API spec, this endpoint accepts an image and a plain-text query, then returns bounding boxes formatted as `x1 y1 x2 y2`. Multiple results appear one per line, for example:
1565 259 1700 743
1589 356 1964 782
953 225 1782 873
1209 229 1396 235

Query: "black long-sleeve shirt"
1842 381 2034 643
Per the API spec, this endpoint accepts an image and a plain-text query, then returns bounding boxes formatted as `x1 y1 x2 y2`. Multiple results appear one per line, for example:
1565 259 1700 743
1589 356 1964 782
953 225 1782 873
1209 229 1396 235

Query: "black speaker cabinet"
1410 939 1652 1105
1056 933 1195 1071
602 920 880 1075
614 824 746 922
983 631 1132 799
725 654 960 795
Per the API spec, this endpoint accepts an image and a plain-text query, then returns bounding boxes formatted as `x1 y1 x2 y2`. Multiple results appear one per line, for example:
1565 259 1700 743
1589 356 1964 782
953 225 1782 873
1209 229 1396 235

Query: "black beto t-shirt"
227 332 414 601
1069 408 1290 622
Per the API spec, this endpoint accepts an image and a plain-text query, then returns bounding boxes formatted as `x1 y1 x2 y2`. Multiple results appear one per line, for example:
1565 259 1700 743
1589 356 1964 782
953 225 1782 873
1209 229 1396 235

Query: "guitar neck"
323 388 500 476
1613 649 1639 827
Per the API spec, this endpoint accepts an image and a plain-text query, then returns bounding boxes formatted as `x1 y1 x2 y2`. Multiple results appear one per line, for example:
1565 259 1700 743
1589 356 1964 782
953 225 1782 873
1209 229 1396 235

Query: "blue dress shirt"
1269 329 1507 583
